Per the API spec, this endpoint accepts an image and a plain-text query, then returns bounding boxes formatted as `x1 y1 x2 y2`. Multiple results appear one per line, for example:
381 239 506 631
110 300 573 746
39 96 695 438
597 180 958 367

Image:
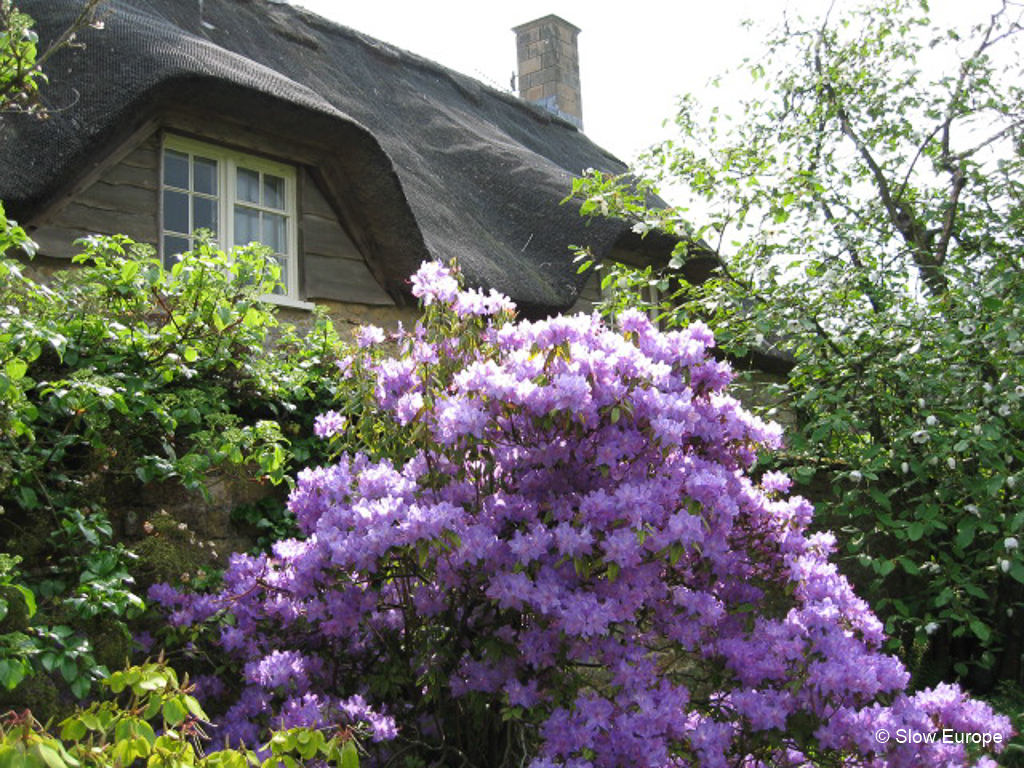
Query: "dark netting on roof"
1 0 645 315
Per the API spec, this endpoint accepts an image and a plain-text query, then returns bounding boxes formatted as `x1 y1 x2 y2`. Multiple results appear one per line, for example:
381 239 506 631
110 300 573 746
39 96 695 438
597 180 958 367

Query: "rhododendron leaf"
669 543 684 565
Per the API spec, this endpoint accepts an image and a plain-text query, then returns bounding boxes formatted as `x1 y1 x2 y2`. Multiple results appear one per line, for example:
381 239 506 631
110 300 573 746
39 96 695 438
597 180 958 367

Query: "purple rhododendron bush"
154 262 1011 767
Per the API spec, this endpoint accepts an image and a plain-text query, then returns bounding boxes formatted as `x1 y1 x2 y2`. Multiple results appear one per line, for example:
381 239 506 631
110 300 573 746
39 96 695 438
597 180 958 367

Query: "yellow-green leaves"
2 661 362 768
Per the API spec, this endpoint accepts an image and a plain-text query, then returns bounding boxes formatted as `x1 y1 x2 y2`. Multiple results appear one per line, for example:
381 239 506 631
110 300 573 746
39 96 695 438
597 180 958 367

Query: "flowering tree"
155 262 1010 767
571 0 1024 692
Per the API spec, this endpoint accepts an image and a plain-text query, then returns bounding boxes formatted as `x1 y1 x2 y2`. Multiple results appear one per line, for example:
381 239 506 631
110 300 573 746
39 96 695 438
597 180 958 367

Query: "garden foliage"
0 236 346 705
156 262 1010 767
0 660 361 768
571 0 1024 690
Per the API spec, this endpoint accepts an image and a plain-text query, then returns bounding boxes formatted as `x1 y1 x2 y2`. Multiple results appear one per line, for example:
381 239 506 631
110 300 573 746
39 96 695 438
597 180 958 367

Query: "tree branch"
816 40 950 295
936 168 967 265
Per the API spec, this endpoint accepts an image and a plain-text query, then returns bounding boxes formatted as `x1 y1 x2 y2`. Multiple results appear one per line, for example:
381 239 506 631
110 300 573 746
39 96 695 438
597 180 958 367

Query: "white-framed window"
160 135 307 306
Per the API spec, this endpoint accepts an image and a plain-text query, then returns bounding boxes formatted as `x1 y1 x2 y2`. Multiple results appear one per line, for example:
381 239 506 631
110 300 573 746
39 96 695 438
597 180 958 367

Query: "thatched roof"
0 0 715 315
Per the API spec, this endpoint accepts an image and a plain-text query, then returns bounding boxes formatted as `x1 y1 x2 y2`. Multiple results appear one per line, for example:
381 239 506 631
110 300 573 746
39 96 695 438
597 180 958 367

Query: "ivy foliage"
571 0 1024 692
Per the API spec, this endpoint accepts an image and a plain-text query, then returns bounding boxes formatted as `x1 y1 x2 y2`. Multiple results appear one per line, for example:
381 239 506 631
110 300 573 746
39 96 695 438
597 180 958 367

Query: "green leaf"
111 739 138 768
60 718 88 742
868 487 892 511
5 358 27 381
215 305 234 331
144 693 162 721
163 696 187 726
0 660 25 691
907 522 924 541
137 672 168 691
183 694 208 721
29 743 67 768
106 671 126 694
1008 561 1024 585
120 260 140 282
341 741 359 768
243 306 262 327
184 346 198 363
898 556 920 575
69 675 90 699
115 719 134 745
606 562 620 583
970 619 991 643
955 521 976 550
13 585 36 618
16 486 38 511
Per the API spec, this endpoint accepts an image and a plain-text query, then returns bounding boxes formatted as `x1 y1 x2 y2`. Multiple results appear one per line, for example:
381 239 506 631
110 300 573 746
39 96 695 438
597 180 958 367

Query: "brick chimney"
513 15 583 130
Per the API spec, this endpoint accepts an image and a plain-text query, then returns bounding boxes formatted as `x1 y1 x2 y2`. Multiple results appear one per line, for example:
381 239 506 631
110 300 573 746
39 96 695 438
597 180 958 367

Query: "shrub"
0 660 362 768
155 262 1011 767
0 236 349 699
566 0 1024 691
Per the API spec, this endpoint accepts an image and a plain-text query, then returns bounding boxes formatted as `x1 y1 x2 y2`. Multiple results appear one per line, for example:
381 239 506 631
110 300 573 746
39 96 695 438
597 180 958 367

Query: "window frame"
160 134 312 309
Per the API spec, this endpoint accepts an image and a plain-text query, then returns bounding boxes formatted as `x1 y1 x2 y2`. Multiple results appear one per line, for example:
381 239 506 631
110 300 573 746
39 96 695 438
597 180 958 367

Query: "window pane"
163 235 190 266
193 156 218 195
262 212 286 253
164 149 189 190
163 190 189 234
237 167 260 204
193 196 218 234
234 205 260 246
263 174 285 210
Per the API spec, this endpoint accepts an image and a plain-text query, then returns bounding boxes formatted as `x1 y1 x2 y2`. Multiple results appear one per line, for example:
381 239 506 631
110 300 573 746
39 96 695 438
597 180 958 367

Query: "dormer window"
160 135 300 302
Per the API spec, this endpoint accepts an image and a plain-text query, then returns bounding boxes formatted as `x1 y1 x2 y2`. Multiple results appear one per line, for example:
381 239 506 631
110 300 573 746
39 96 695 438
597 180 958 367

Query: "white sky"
294 0 817 163
296 0 1000 165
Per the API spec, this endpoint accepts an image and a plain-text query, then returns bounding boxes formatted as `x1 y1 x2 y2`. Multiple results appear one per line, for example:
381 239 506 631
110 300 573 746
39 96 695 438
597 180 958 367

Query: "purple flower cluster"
313 409 346 438
153 262 1011 765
